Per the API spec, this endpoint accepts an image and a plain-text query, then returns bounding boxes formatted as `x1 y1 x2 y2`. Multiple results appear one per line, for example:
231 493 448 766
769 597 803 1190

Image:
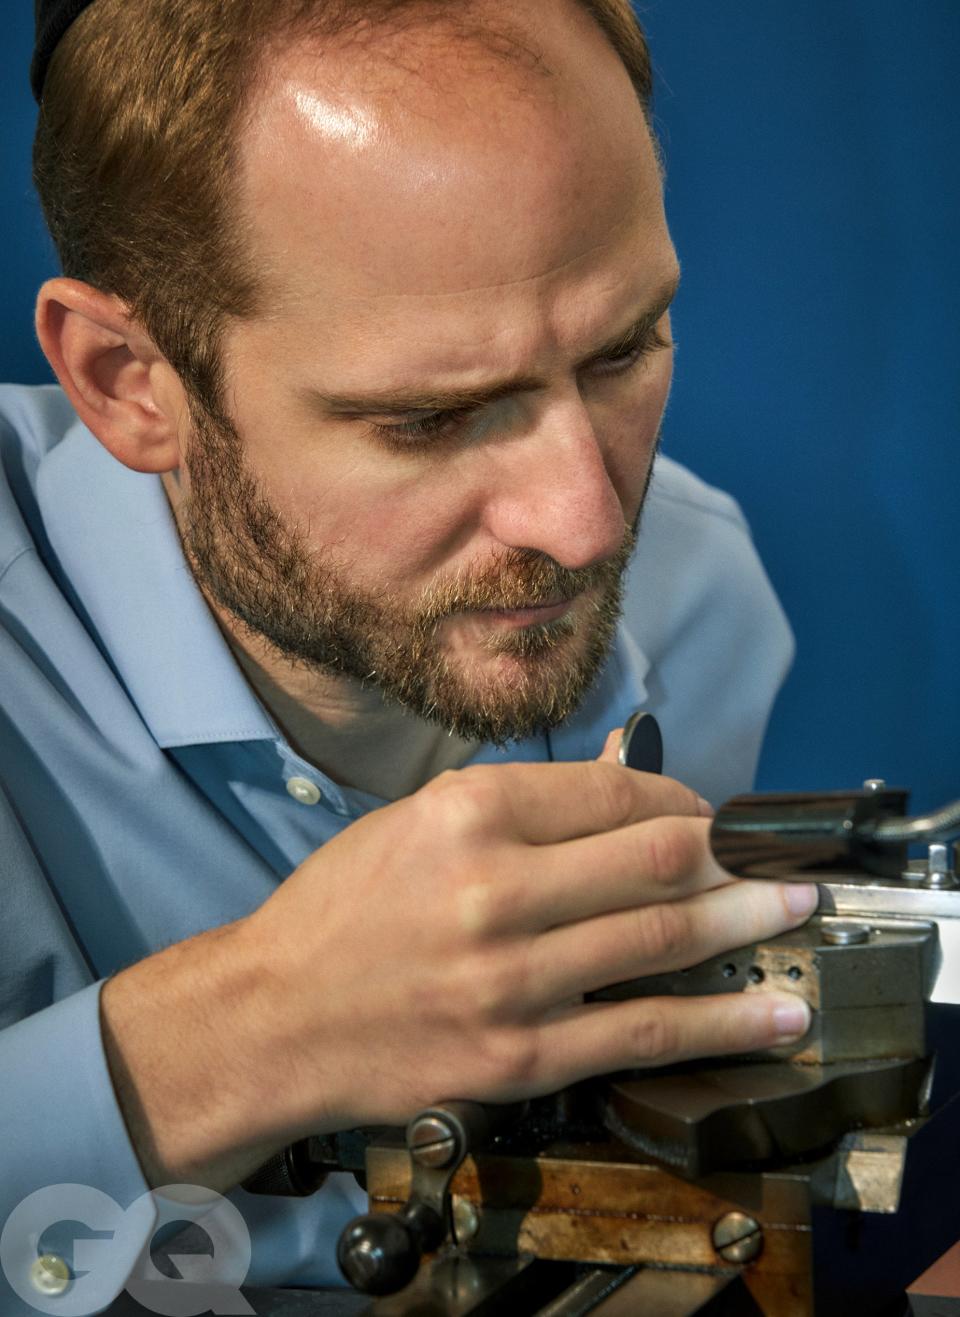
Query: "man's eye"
369 406 474 449
365 323 673 450
588 324 674 379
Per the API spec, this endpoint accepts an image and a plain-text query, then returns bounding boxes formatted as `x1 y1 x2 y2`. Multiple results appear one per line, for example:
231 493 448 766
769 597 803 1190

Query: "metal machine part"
244 1128 370 1197
709 788 912 879
709 785 960 1004
601 1056 930 1178
710 787 960 882
596 917 937 1057
359 1083 960 1316
251 751 960 1313
337 1102 524 1295
592 915 938 1176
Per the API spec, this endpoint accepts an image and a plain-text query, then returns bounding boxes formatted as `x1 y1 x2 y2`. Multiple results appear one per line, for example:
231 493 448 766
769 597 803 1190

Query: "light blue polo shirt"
0 384 793 1310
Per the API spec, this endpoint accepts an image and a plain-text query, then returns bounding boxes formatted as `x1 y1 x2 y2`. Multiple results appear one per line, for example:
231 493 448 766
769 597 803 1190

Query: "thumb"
597 727 623 764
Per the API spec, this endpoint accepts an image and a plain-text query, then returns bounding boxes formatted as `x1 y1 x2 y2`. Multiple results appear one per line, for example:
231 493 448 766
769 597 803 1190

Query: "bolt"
452 1195 480 1243
923 842 958 890
823 921 870 946
862 779 887 793
407 1115 458 1168
712 1211 764 1265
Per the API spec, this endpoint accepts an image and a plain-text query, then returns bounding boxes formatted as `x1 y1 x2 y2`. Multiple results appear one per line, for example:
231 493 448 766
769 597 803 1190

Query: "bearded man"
0 0 815 1307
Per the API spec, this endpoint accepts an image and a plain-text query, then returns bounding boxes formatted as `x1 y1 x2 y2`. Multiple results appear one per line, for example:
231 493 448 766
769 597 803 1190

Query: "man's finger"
597 728 623 763
522 878 819 1010
487 817 731 937
525 991 812 1094
468 759 710 846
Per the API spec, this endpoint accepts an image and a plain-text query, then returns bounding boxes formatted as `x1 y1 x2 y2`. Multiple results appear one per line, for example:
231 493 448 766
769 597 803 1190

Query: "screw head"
712 1211 763 1264
822 921 871 946
407 1114 458 1168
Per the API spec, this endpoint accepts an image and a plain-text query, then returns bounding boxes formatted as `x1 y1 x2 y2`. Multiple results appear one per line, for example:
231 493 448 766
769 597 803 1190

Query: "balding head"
34 0 655 415
240 0 661 313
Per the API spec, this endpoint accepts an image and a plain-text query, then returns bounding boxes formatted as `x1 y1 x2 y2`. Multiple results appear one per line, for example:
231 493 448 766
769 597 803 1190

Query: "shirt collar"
36 420 650 758
37 420 277 748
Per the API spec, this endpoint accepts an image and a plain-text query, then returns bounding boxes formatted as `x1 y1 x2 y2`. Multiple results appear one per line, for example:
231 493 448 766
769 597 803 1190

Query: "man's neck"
222 625 481 800
160 474 479 800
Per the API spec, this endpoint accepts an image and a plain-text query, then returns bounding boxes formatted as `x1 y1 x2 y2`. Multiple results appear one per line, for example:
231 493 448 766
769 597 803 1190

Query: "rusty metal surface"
597 918 937 1016
365 1144 814 1290
362 1099 960 1315
367 1144 816 1224
349 922 960 1314
809 1128 913 1213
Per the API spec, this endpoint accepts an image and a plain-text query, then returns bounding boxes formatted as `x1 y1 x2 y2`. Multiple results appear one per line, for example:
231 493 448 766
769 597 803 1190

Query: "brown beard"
179 404 641 746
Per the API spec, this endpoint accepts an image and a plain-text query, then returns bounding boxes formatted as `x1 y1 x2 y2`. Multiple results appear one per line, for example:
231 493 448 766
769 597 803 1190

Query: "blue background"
2 3 957 810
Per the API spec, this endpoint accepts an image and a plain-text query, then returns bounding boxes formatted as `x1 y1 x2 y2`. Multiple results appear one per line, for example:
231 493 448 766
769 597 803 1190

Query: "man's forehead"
299 270 680 415
236 0 662 310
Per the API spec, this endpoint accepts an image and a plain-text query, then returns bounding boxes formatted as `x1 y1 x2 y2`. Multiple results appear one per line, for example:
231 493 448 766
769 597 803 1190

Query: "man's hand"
101 758 816 1191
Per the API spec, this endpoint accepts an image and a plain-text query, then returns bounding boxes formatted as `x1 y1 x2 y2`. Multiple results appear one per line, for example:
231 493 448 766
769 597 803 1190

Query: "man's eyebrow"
306 275 680 418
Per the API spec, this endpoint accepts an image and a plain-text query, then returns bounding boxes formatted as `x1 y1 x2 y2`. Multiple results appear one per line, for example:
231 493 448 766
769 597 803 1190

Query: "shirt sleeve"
0 786 157 1315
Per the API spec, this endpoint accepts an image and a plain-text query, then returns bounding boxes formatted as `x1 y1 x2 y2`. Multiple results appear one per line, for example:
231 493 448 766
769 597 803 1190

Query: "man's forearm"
100 917 291 1192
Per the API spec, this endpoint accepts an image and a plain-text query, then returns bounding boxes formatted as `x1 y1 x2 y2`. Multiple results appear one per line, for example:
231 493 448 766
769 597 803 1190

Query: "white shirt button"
31 1255 70 1296
286 776 322 806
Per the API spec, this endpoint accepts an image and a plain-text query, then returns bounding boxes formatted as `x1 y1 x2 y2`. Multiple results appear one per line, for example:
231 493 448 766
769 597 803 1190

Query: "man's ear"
35 277 187 474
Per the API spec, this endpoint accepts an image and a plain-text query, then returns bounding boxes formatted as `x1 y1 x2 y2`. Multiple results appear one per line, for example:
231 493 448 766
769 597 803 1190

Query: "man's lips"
471 596 576 626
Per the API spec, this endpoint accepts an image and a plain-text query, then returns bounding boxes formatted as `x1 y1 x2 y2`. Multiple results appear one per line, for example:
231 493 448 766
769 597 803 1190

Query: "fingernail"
697 796 715 817
773 997 812 1040
785 883 819 919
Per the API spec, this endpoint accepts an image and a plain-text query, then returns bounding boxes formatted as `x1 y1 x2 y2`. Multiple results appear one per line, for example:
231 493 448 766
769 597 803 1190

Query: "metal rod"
864 799 960 845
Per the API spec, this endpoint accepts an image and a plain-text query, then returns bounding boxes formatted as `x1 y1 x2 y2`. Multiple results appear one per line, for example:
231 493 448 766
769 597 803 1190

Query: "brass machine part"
340 920 958 1310
365 1140 817 1317
363 1086 960 1317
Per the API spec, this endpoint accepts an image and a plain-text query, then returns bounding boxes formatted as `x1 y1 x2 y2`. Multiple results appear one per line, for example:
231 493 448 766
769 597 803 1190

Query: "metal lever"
864 798 960 846
337 1100 512 1296
710 787 960 881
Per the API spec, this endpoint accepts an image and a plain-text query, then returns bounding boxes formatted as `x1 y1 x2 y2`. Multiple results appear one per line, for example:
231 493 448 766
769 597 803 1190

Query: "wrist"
100 916 294 1191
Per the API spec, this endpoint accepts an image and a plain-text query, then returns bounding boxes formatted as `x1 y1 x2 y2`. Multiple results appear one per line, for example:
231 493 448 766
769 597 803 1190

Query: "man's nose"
481 397 627 570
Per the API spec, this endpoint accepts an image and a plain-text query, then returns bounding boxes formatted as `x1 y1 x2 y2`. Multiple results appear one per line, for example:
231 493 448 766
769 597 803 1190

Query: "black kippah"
31 0 99 102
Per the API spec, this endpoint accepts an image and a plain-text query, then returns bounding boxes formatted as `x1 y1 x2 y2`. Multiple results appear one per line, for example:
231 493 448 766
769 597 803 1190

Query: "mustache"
414 523 637 624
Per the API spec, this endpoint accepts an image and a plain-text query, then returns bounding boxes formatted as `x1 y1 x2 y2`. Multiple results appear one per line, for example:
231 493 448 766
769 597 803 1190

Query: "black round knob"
619 710 663 775
337 1212 420 1295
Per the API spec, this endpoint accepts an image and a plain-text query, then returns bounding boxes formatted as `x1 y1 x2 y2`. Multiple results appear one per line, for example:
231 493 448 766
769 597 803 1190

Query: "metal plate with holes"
594 917 938 1014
